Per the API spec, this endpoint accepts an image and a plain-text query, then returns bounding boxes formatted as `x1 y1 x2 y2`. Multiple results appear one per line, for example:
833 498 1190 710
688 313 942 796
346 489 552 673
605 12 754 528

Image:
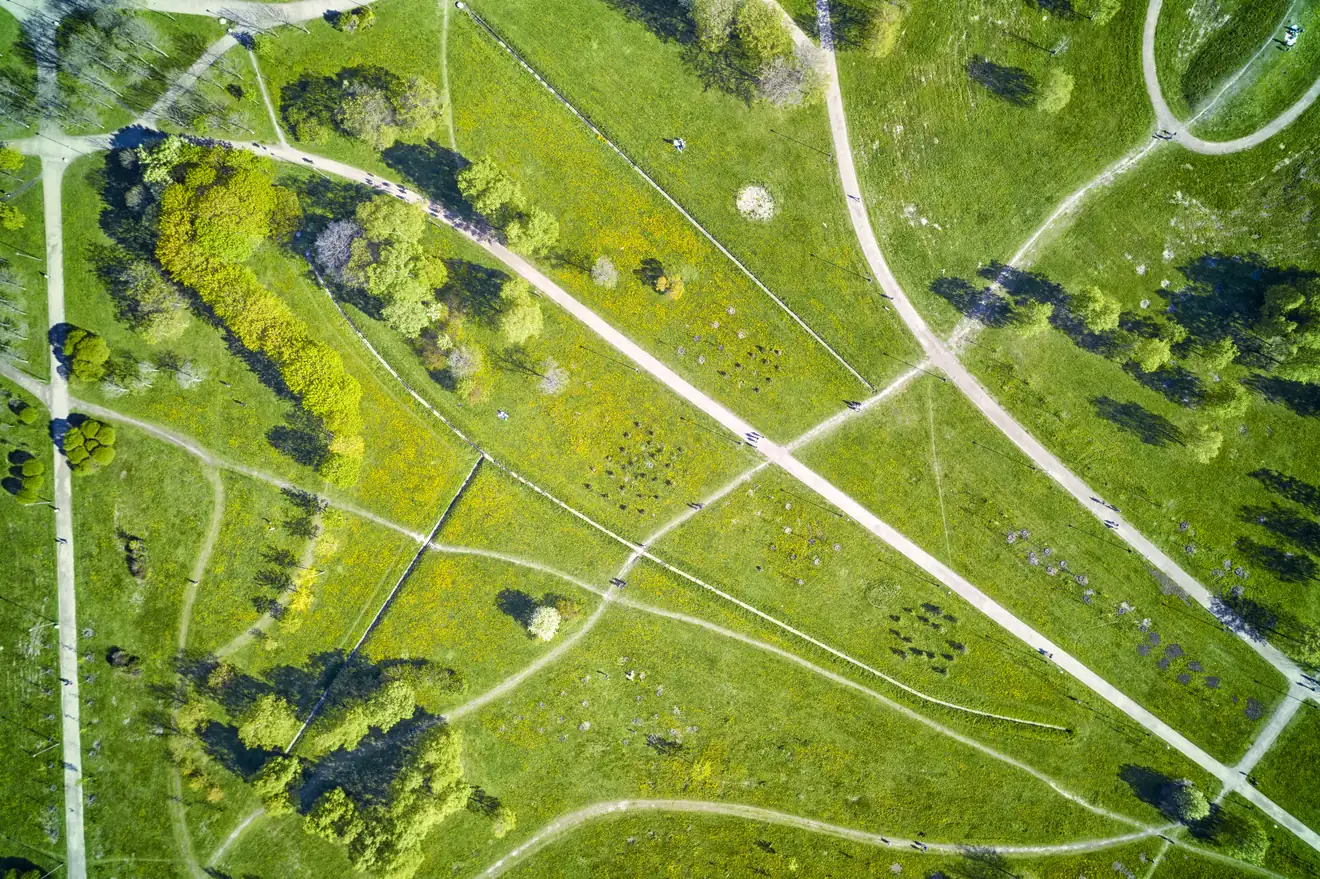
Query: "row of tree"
146 138 367 486
283 67 445 152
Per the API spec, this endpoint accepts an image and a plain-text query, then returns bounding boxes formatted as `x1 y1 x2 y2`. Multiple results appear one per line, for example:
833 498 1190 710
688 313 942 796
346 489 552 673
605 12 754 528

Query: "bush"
64 327 111 382
237 694 301 751
61 417 119 475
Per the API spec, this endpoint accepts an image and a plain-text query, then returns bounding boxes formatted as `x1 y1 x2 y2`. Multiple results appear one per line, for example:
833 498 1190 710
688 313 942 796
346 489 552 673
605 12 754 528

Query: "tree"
757 43 826 107
491 803 517 838
237 694 300 750
527 605 562 641
1037 69 1074 114
1218 813 1269 864
1164 779 1210 823
137 135 191 184
1193 336 1238 372
251 755 302 816
332 5 376 32
1012 301 1054 335
308 787 366 843
119 261 189 344
1185 425 1223 465
1200 382 1250 420
335 82 400 151
0 145 23 172
1070 285 1121 332
1092 0 1122 25
64 328 111 382
395 76 445 140
499 278 544 345
591 256 619 288
691 0 740 52
357 195 428 244
458 157 525 219
735 0 793 66
0 202 24 230
315 219 364 280
1128 336 1171 372
505 207 560 256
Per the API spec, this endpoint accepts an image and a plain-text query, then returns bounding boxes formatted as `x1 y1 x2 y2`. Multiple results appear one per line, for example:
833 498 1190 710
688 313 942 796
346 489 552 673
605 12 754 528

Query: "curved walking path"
479 800 1179 879
1143 0 1320 154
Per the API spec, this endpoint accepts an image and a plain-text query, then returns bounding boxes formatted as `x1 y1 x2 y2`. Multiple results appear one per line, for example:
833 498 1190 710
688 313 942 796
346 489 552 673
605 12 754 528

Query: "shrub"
1012 301 1054 335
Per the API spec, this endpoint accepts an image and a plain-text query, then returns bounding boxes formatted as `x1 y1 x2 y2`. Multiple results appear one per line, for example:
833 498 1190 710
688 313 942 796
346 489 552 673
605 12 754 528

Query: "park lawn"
329 203 761 545
644 464 1084 725
253 0 445 180
1175 792 1320 878
183 470 315 657
0 156 47 379
57 11 227 136
960 115 1320 647
0 7 36 139
435 460 633 584
466 0 920 387
231 509 421 679
798 374 1289 765
0 378 61 865
1154 0 1293 120
500 812 1166 879
835 0 1153 336
215 809 357 877
62 152 477 533
447 11 860 439
624 557 1221 828
70 421 213 875
361 549 604 716
159 41 280 144
1191 0 1320 141
1250 703 1320 834
416 607 1132 875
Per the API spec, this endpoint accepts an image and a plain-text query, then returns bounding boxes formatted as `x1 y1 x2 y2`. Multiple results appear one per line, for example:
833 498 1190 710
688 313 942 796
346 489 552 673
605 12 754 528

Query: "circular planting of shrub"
736 185 776 221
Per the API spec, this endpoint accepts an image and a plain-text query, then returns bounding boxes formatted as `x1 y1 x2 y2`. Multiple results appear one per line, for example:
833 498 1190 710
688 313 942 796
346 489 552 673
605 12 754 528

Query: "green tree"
308 787 366 843
0 145 24 172
1217 814 1269 864
251 755 302 816
1128 336 1171 372
1070 285 1121 333
64 328 111 382
137 135 192 184
1193 337 1238 372
1037 69 1074 114
1012 301 1054 335
119 260 190 343
499 278 544 345
395 76 445 140
1184 425 1223 465
1165 779 1210 823
357 195 428 244
735 0 792 65
335 83 400 151
690 0 740 52
1255 279 1320 382
237 694 300 750
1200 382 1250 420
505 207 560 256
458 157 525 219
491 803 517 838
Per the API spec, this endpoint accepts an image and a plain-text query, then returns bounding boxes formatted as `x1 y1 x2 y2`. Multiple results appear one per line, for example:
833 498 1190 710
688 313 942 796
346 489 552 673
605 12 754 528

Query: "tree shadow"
1118 764 1175 812
266 415 330 470
1250 469 1320 515
199 720 280 779
1241 503 1320 557
442 258 508 321
966 55 1037 106
1234 536 1317 583
298 710 440 808
382 140 471 220
1244 374 1320 419
598 0 693 43
959 846 1017 878
1169 253 1318 367
634 256 664 289
928 276 1013 327
495 589 537 628
1126 362 1205 407
1091 396 1183 446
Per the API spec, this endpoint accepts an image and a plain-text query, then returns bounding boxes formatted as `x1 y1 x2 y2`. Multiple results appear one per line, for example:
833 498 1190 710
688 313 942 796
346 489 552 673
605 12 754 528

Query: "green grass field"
959 107 1320 650
158 42 280 143
465 0 921 387
0 156 48 380
71 422 212 875
1251 703 1320 834
434 461 634 583
797 374 1288 764
0 378 60 868
835 0 1153 335
1191 0 1320 141
499 812 1167 879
